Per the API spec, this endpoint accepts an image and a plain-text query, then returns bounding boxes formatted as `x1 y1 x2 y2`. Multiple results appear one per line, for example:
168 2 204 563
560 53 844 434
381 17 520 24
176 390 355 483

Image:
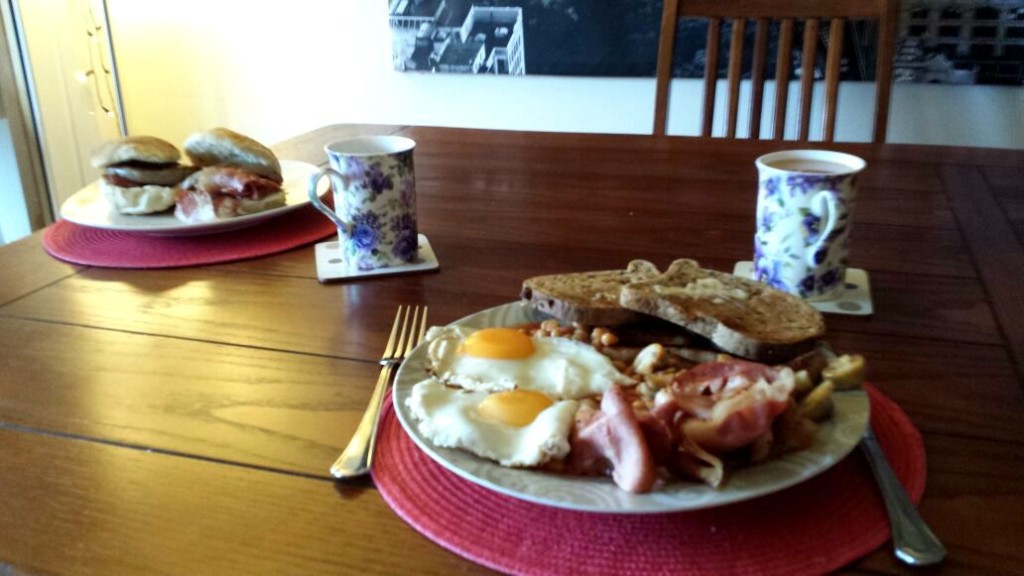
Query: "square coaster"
732 261 874 316
315 234 439 282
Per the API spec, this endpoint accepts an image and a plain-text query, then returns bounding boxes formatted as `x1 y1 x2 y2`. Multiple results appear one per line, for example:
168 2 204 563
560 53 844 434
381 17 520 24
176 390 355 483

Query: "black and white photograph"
388 0 661 76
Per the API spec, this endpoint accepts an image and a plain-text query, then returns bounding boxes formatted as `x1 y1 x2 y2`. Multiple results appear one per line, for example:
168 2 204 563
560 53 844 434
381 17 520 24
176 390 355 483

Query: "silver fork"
330 305 428 479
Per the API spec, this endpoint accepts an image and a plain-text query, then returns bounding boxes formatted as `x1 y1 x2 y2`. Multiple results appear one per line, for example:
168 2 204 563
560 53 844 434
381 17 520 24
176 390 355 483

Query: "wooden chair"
652 0 899 142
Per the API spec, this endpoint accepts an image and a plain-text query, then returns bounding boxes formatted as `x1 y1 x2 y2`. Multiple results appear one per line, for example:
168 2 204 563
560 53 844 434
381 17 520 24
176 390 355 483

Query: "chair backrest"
653 0 899 142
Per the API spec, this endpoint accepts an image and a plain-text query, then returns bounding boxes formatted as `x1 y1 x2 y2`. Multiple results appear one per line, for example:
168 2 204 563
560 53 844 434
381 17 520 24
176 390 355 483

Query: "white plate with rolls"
60 160 327 237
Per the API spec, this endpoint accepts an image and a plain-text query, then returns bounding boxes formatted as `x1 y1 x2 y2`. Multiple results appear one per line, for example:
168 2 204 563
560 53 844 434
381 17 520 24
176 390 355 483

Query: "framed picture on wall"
387 0 660 76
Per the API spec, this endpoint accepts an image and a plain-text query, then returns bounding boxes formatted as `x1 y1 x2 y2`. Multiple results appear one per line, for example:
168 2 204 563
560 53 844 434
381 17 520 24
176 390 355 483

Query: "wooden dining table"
1 124 1023 575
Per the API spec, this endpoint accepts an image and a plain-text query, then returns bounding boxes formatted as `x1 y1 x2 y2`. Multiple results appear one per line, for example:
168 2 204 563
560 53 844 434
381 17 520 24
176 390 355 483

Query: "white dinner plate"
392 301 870 514
60 160 328 236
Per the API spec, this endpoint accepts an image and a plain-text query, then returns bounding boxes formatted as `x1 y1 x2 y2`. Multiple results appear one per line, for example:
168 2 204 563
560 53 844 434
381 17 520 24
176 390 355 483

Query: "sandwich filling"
103 162 198 188
175 166 284 222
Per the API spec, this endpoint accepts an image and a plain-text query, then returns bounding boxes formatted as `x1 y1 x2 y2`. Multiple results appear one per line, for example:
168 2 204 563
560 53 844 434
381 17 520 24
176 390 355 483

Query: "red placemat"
42 204 336 269
373 385 925 576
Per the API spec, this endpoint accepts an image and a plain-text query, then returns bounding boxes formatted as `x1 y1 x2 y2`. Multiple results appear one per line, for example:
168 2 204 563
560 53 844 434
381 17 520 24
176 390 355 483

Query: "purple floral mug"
753 150 866 301
307 136 418 271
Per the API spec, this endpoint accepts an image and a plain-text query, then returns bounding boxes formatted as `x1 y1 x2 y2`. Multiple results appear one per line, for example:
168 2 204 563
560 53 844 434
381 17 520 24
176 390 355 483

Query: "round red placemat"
42 204 336 269
373 385 924 576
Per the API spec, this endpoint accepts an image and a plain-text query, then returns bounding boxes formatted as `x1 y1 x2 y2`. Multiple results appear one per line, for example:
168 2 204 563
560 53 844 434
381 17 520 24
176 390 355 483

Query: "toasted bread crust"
619 259 824 362
521 260 661 326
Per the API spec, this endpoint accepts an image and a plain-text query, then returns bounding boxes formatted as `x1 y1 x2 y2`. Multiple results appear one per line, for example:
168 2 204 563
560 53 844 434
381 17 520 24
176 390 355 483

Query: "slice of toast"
619 259 825 362
521 260 661 326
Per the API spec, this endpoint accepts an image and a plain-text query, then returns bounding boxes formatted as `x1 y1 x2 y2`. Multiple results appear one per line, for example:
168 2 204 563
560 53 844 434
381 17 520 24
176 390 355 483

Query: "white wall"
888 82 1024 146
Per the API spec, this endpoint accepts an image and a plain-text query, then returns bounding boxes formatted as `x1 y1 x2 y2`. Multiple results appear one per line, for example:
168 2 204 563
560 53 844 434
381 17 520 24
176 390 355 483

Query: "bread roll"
91 136 180 168
184 128 282 183
100 181 177 214
91 135 192 214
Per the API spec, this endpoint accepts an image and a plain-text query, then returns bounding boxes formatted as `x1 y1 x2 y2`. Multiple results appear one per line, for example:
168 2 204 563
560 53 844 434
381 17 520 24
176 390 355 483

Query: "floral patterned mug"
753 150 866 301
307 136 418 271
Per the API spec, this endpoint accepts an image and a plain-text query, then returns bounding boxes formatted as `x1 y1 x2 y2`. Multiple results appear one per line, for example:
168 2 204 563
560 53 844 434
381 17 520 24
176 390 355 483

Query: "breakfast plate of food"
392 259 870 513
60 128 329 236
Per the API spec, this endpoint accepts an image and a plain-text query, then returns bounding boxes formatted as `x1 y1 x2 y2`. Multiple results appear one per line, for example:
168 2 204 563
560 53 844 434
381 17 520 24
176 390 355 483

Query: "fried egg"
407 377 579 467
424 325 634 399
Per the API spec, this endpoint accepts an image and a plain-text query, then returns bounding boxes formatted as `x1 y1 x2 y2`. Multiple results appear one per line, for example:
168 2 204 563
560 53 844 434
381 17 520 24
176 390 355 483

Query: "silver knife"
821 344 946 566
860 423 947 565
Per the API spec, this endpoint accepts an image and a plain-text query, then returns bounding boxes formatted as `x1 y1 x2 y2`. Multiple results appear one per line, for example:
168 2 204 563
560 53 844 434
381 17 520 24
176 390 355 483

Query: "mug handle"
806 190 847 267
307 167 352 234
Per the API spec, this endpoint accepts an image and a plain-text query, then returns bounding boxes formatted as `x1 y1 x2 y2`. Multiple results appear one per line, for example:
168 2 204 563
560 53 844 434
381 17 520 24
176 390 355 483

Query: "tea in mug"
763 159 852 174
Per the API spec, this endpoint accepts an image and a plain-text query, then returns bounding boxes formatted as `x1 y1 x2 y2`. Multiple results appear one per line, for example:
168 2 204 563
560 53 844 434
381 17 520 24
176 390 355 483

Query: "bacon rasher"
671 359 796 454
559 386 658 493
174 166 283 222
561 358 798 491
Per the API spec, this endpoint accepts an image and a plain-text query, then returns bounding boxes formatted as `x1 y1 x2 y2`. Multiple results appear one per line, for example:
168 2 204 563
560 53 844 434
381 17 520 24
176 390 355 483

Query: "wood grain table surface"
1 125 1023 575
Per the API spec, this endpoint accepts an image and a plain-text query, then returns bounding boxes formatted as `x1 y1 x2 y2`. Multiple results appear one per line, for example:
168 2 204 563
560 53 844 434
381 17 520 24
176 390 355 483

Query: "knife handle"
861 427 947 566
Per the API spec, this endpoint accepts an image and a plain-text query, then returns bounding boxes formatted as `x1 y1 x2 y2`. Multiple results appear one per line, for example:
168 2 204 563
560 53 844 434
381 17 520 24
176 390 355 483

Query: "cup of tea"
753 150 866 301
307 136 418 271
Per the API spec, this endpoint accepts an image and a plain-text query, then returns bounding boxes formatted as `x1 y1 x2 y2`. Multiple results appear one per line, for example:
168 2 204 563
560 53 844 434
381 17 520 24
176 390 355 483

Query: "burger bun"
184 128 282 183
100 180 177 214
91 136 181 169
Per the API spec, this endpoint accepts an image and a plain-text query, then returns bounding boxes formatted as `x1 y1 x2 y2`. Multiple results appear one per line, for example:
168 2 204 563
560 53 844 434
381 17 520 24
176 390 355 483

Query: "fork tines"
384 304 428 363
330 303 428 479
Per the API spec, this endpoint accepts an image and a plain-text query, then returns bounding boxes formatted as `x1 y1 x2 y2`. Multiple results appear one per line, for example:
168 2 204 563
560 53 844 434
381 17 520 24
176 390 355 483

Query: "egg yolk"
457 327 535 359
477 389 554 427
